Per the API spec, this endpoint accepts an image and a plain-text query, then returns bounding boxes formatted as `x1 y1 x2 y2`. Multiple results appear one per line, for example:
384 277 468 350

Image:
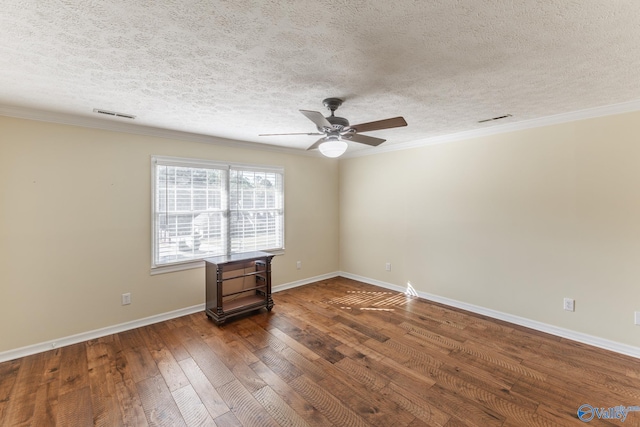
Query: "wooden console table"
204 251 275 325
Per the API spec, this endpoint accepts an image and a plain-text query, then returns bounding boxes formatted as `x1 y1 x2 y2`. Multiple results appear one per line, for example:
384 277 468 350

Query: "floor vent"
93 108 136 119
478 114 512 123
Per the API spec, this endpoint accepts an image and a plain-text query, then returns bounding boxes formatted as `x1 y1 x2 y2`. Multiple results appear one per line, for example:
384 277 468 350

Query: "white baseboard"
272 272 340 293
0 304 205 363
0 273 340 363
339 272 640 360
6 270 635 363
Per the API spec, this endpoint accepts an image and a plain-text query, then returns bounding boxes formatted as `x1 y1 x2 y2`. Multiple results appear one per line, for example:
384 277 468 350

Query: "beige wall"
0 116 339 352
3 108 640 354
340 111 640 347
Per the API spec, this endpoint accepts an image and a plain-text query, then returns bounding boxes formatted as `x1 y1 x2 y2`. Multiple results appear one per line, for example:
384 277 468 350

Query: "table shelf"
204 251 274 325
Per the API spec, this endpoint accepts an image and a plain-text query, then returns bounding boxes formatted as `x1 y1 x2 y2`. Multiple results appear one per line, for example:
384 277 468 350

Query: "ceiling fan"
259 98 408 157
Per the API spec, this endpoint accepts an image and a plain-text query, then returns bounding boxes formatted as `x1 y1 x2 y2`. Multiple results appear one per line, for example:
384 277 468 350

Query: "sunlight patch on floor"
326 290 415 311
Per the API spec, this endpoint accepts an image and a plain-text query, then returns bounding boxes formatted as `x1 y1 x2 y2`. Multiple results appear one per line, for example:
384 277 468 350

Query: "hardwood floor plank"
172 384 217 427
123 346 161 385
3 352 46 425
318 369 415 427
86 338 112 370
0 359 21 425
136 374 187 427
188 312 221 340
524 355 632 401
109 334 149 426
178 357 230 420
154 346 190 392
213 411 242 427
58 343 90 396
454 340 546 382
181 335 235 389
2 277 639 426
224 338 262 367
268 313 345 363
397 321 465 353
379 384 451 427
165 316 188 330
267 327 321 361
31 376 59 425
203 334 267 394
383 336 444 371
173 323 204 343
289 374 371 427
56 386 93 426
250 359 333 427
512 367 623 417
332 313 391 343
525 344 636 390
427 367 550 426
405 382 505 427
139 326 190 392
530 405 592 427
277 345 329 383
29 348 62 425
442 418 474 427
253 385 312 427
88 356 124 427
254 346 302 383
463 321 544 359
150 322 191 362
115 377 149 426
224 319 287 354
112 336 134 384
333 357 388 392
118 329 147 350
335 346 439 415
216 379 279 427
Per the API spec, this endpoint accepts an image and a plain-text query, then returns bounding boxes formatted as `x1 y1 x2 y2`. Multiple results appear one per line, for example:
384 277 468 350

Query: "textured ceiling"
1 1 640 154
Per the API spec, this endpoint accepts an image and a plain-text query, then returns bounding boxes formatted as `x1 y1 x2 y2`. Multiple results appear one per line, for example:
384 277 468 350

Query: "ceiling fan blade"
306 137 326 151
259 132 323 136
300 110 332 130
350 116 407 133
348 133 386 146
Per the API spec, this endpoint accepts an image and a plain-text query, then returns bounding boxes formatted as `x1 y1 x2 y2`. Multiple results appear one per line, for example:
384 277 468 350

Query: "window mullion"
225 166 231 256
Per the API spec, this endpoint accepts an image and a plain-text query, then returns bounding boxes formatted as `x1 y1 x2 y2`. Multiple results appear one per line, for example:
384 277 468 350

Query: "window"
152 156 284 270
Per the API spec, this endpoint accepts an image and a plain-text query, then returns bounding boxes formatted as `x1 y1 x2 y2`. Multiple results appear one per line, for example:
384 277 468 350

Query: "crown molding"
0 104 320 157
4 99 640 160
344 98 640 158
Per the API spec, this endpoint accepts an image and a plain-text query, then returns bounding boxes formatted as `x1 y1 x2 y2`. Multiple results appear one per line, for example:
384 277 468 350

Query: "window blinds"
152 157 284 268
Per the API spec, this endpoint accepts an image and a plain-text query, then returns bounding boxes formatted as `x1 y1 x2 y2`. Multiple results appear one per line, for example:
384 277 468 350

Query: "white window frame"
151 156 285 274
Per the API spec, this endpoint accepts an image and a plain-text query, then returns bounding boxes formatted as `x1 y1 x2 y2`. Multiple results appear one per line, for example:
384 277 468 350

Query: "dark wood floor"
1 277 639 426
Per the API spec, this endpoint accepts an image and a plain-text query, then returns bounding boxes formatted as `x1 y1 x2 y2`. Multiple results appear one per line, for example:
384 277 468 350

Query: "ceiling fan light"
318 139 348 158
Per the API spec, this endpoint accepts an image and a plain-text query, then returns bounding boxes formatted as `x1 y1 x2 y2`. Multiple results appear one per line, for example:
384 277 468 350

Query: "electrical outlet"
635 311 640 325
296 261 302 270
385 262 391 271
563 298 575 312
122 293 131 305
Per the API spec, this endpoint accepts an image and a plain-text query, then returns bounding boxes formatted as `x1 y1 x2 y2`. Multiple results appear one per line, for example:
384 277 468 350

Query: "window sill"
150 260 205 275
150 249 284 275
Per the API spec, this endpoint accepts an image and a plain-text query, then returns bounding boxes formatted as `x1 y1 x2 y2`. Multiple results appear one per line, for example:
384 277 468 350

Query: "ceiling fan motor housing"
325 115 349 129
321 98 349 130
